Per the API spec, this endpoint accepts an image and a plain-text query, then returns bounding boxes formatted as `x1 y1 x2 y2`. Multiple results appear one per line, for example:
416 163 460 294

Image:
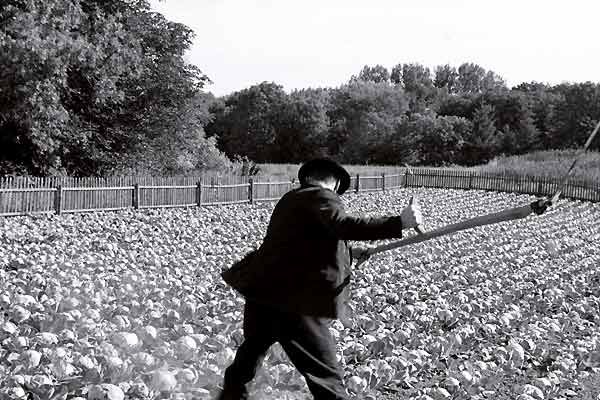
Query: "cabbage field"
2 188 600 400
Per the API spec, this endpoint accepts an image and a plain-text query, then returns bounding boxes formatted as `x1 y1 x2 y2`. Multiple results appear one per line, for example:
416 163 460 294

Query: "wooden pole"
196 181 202 206
55 185 63 215
249 178 254 204
364 202 541 258
133 184 140 209
382 173 386 191
355 174 360 193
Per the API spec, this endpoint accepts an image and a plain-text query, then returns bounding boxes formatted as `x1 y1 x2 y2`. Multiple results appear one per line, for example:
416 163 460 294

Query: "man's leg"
218 301 278 400
280 315 347 400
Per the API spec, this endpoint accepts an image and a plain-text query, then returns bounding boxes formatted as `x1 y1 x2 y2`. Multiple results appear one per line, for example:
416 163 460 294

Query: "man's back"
224 184 403 318
236 185 351 317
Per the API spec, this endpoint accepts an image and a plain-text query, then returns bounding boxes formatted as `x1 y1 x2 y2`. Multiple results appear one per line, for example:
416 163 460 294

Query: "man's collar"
300 183 337 193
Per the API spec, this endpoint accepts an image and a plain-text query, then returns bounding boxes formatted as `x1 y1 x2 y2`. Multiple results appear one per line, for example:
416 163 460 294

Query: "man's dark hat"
298 158 351 195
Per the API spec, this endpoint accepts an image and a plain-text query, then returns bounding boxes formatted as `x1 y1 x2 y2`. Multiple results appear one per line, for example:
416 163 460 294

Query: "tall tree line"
206 64 600 167
2 2 599 176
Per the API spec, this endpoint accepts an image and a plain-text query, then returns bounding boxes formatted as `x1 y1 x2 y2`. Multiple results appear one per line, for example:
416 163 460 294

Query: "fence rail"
1 169 599 217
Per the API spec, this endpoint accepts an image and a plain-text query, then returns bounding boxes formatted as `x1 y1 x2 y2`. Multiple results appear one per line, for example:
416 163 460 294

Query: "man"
218 158 423 400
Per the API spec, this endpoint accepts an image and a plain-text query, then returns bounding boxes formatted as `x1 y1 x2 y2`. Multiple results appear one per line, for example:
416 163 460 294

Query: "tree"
400 64 433 93
549 82 600 149
327 80 409 163
481 70 507 93
437 94 478 119
434 64 459 93
416 115 470 166
126 92 230 174
0 0 220 175
353 65 390 84
455 63 508 95
390 63 434 113
462 103 499 164
456 63 487 94
513 82 562 148
483 91 539 154
272 88 332 162
206 82 288 162
370 115 419 165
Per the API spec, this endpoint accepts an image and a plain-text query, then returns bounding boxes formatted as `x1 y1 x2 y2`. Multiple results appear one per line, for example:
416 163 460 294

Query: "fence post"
196 181 202 206
355 174 360 193
404 170 410 188
381 173 386 191
537 179 544 197
249 178 254 204
468 173 474 190
133 184 140 209
55 185 63 215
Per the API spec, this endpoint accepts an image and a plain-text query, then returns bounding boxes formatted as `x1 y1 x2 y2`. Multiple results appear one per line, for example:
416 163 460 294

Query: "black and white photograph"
1 1 600 399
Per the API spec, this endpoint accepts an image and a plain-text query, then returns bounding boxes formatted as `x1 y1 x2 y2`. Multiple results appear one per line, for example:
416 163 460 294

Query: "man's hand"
401 196 423 230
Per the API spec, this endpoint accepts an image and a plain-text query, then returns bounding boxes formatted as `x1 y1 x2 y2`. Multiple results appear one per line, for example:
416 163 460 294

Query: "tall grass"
475 150 600 183
258 163 407 180
258 150 600 183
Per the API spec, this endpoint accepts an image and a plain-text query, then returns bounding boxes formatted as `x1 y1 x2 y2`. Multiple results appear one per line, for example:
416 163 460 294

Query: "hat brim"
298 159 351 195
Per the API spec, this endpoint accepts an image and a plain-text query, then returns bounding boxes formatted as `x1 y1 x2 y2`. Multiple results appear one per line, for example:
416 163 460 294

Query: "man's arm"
315 190 421 241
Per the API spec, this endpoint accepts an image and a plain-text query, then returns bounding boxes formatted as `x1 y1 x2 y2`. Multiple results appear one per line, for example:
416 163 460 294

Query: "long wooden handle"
367 203 536 256
550 120 600 204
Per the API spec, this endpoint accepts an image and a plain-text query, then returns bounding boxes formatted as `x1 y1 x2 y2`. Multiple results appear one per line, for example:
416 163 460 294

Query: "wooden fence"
1 169 599 217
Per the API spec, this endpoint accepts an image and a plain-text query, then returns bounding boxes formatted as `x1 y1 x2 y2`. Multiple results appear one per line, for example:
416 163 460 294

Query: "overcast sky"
150 0 599 97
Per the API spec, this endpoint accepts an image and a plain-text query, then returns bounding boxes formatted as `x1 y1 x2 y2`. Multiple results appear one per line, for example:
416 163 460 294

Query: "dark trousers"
218 300 347 400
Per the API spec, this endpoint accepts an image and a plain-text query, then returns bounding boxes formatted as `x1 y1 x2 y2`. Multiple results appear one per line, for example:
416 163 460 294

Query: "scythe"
355 120 600 267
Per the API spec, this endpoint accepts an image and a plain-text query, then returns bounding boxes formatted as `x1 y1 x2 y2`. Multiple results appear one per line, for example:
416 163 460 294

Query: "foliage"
353 65 390 84
437 93 479 119
513 82 562 149
228 155 261 176
478 150 600 183
434 64 459 94
456 63 487 94
206 62 600 168
391 63 436 113
464 103 499 164
492 94 539 156
0 0 226 176
272 88 332 162
205 82 287 163
328 80 410 164
5 1 598 177
415 114 471 166
549 82 600 149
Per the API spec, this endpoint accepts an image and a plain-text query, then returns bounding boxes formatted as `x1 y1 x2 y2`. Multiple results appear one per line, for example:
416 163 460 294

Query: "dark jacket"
222 184 404 318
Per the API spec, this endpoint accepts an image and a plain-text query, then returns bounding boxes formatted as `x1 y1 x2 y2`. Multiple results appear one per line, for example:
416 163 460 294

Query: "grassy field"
2 188 600 399
257 150 600 183
475 150 600 183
